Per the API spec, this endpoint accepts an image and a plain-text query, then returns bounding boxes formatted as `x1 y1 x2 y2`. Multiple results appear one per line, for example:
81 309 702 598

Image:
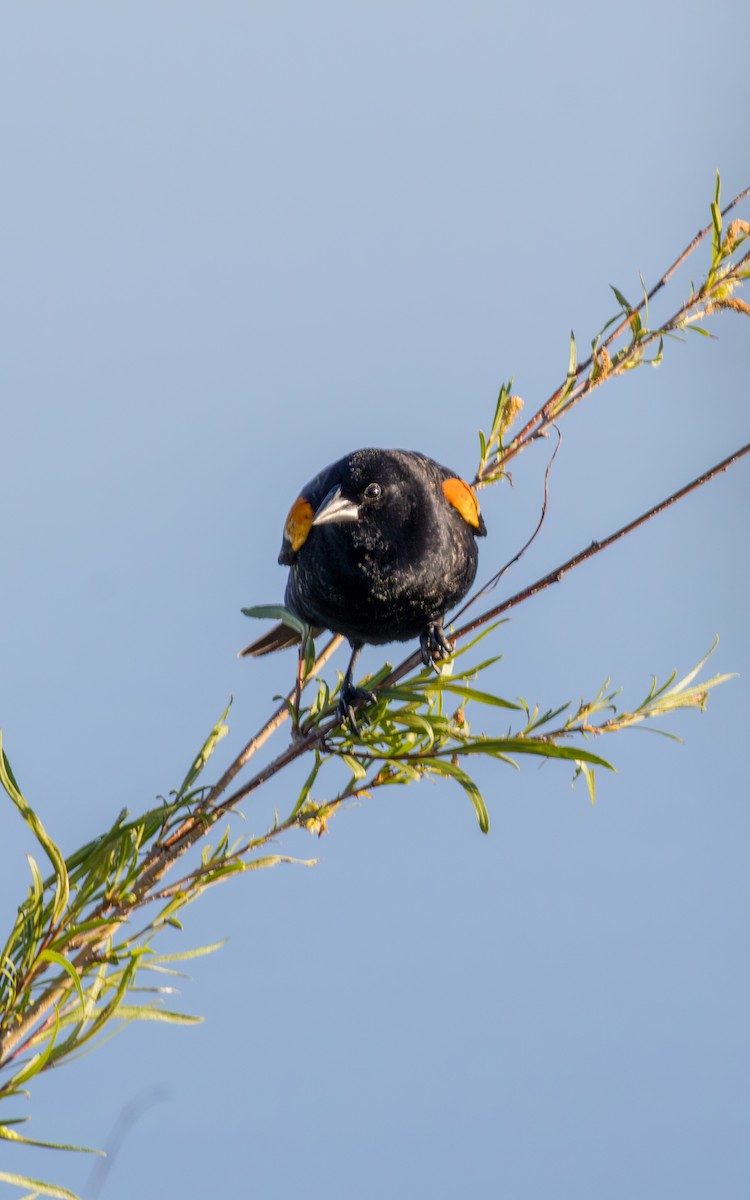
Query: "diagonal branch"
384 440 750 690
493 186 750 472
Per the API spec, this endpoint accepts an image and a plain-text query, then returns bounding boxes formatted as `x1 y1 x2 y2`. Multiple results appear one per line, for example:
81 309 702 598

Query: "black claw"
420 621 455 666
338 642 375 735
338 684 376 736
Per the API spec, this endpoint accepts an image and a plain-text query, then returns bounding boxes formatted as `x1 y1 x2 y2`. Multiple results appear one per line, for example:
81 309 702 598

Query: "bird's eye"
364 482 382 501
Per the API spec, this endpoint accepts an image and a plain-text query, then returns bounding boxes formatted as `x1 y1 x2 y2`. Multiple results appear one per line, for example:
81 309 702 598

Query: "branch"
475 181 750 484
378 441 750 693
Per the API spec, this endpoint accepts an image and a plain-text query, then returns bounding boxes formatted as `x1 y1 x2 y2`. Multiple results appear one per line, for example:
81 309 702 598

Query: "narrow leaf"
439 684 520 710
426 759 490 833
0 734 70 925
669 636 719 693
577 762 596 804
451 739 615 769
341 754 368 781
0 1171 82 1200
37 950 86 1019
567 329 577 376
0 1126 103 1155
610 284 633 311
711 170 722 260
148 941 227 965
115 1006 203 1025
241 604 308 638
292 751 323 816
6 1008 61 1088
175 702 231 799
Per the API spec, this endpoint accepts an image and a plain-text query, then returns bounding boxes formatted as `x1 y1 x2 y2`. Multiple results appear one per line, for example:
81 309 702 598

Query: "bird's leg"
292 629 315 732
338 642 376 735
293 642 305 729
419 620 455 667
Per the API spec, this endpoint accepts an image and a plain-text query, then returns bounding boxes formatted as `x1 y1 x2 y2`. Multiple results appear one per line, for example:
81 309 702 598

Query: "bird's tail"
238 621 304 658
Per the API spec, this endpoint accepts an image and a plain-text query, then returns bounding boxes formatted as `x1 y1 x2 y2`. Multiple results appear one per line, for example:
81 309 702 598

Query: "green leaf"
425 759 490 833
577 762 596 804
148 941 227 965
376 686 435 705
567 329 577 377
451 739 614 769
0 1171 82 1199
115 1006 203 1025
610 284 633 312
669 636 718 693
0 734 70 926
175 702 231 800
36 949 86 1019
385 710 440 744
711 169 722 260
6 1007 61 1088
244 854 316 870
438 684 520 710
292 751 323 816
26 853 44 910
0 1126 103 1155
389 761 424 783
301 629 317 681
341 754 368 782
48 916 125 951
491 380 513 439
241 604 308 638
273 695 299 723
84 951 142 1040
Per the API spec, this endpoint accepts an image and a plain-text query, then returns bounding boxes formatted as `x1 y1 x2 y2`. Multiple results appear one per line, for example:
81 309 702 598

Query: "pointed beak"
312 485 360 527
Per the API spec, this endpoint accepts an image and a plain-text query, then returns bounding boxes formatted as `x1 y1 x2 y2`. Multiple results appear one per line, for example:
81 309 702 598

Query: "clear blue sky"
1 5 749 1198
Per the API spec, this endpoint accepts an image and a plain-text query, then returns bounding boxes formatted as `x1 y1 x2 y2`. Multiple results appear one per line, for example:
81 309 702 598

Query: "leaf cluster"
285 628 731 826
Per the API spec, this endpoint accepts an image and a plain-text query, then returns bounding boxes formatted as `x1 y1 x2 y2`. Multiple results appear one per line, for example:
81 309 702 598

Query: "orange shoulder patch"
284 496 314 552
442 477 484 531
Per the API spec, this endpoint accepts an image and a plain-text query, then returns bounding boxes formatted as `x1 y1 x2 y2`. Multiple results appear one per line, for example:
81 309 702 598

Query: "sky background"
1 4 749 1198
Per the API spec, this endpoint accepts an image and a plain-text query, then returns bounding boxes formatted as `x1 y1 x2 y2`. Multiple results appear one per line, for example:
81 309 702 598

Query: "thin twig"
455 424 562 625
197 636 342 812
464 439 750 632
495 186 750 471
384 440 750 691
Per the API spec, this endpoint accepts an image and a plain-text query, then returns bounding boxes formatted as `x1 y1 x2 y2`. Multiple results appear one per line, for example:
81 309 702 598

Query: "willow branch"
387 440 750 690
492 186 750 473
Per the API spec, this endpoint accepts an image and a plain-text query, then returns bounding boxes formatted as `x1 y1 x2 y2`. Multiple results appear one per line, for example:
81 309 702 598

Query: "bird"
240 448 487 730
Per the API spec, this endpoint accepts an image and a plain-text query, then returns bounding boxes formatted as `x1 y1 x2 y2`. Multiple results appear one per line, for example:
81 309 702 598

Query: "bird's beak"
311 485 360 526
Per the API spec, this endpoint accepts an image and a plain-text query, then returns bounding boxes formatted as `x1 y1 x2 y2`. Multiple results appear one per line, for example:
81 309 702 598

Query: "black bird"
241 448 487 728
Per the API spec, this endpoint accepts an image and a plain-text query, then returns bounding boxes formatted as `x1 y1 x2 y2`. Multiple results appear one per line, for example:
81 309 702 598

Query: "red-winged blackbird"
241 448 487 728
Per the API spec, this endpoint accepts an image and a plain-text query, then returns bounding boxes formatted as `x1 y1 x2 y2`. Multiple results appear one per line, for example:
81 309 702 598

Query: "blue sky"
1 5 749 1198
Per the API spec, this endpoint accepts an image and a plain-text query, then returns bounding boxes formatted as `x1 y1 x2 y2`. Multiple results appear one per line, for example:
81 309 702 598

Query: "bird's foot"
420 622 454 667
338 683 377 737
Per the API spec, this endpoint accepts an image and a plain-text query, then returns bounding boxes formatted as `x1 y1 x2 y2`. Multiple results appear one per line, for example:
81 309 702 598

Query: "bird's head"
277 448 486 565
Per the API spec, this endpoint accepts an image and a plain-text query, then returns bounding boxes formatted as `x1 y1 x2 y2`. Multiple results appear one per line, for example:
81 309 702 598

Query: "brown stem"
0 636 344 1066
494 186 750 471
388 441 750 690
